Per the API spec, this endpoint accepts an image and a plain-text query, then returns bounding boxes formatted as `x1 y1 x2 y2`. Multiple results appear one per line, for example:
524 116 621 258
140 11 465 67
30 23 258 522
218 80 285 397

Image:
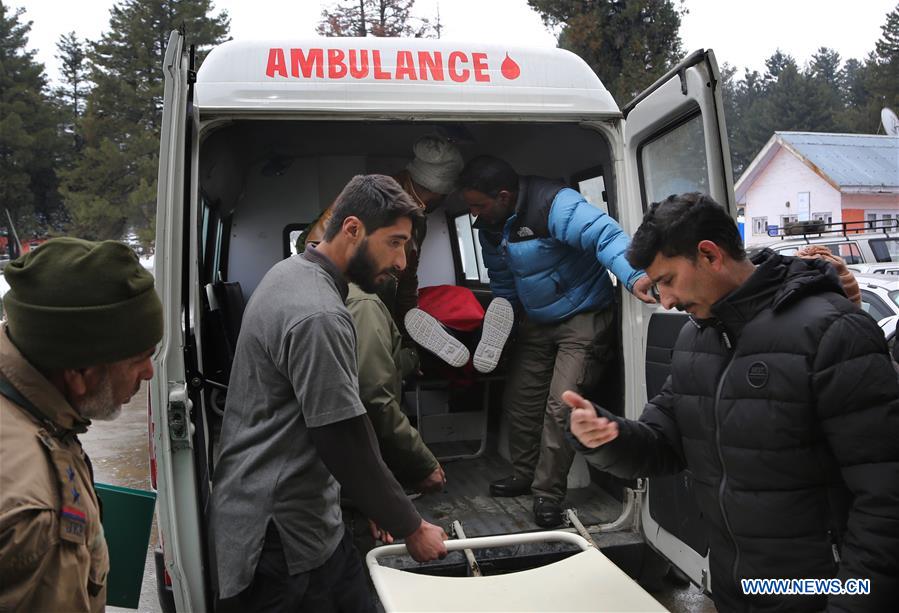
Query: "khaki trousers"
504 308 615 501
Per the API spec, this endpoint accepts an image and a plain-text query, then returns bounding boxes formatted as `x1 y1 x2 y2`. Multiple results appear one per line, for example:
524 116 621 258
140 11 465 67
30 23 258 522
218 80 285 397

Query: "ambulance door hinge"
167 383 193 450
678 67 688 96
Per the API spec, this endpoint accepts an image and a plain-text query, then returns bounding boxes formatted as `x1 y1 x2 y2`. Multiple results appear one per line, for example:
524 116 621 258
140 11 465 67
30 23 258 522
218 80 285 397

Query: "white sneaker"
404 308 470 368
473 297 514 373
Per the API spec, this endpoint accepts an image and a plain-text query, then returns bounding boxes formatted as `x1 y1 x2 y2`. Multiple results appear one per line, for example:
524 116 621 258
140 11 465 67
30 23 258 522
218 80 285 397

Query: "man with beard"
210 175 448 613
0 238 162 612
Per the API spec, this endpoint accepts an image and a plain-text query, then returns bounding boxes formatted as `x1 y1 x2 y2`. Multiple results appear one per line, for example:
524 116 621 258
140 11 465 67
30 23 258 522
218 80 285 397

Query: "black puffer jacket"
576 250 899 612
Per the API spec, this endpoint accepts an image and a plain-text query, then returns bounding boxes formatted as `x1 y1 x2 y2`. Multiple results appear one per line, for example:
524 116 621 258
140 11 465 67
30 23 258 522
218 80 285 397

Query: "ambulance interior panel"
194 118 636 575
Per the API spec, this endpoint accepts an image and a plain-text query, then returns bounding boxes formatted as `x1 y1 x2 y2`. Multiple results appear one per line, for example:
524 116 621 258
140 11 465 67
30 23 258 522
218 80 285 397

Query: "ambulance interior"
195 118 654 575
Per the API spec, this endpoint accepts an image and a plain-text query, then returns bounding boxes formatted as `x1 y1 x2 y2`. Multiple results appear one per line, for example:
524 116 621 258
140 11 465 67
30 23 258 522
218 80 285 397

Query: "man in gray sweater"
211 175 447 612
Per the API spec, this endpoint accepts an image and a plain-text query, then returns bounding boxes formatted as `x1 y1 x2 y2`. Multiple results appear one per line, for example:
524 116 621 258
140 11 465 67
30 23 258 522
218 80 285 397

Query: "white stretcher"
366 531 668 612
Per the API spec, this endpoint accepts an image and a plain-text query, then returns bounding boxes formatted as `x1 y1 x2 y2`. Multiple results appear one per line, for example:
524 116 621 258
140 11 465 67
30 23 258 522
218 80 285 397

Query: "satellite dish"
882 107 899 136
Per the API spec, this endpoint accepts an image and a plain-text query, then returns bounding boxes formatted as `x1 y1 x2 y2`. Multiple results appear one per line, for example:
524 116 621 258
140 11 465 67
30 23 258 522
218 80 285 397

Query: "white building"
736 132 899 247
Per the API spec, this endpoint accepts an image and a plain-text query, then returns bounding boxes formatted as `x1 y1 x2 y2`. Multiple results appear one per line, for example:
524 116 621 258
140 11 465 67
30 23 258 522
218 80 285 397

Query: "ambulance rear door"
152 30 210 612
621 49 736 592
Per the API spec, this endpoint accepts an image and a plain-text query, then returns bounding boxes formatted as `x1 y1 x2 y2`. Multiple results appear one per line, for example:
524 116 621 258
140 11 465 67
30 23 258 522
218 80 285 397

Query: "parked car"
879 315 897 356
848 262 899 276
749 219 899 265
855 272 899 360
856 274 899 324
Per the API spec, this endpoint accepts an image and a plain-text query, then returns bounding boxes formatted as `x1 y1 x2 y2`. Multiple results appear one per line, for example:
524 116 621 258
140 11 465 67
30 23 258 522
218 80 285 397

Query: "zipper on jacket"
713 330 741 589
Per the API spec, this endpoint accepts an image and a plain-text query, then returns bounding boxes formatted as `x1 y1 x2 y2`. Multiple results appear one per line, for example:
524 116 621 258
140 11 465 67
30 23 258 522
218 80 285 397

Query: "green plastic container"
95 483 157 609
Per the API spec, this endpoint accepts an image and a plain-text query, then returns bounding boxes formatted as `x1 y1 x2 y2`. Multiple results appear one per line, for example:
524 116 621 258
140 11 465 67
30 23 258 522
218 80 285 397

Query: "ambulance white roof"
195 38 620 118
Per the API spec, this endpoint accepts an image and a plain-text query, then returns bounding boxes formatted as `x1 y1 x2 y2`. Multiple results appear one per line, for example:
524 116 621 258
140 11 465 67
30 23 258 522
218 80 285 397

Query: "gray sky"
16 0 897 86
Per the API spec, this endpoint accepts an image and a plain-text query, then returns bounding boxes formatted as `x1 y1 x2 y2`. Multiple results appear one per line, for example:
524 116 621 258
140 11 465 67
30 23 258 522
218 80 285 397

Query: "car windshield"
890 290 899 309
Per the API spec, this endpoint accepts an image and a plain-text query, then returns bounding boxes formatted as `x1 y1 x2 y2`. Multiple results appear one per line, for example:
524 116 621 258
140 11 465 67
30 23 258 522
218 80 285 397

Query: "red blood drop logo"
501 53 520 80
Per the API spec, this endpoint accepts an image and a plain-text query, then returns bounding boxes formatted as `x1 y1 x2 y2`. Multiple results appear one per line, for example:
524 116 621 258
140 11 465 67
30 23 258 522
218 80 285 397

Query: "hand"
405 520 448 562
631 275 657 304
563 390 619 448
368 519 394 544
416 465 446 494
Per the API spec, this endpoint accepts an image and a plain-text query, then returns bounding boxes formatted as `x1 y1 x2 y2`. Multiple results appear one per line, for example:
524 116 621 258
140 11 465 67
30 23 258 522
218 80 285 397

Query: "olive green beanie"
3 237 163 370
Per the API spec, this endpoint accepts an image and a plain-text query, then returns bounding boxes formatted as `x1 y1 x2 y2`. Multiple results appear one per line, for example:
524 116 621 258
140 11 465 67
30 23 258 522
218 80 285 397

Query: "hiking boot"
473 297 514 374
404 308 469 368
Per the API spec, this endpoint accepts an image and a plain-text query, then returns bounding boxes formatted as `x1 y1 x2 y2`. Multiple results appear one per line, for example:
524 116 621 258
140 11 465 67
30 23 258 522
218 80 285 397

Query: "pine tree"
727 53 823 175
870 3 899 111
805 47 843 131
317 0 436 38
0 3 65 239
60 0 229 247
838 57 877 132
54 32 88 120
54 31 88 153
528 0 685 105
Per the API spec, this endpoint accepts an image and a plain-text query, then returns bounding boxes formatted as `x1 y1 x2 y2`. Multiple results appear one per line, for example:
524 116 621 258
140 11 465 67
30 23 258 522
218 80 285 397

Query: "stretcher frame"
366 531 667 612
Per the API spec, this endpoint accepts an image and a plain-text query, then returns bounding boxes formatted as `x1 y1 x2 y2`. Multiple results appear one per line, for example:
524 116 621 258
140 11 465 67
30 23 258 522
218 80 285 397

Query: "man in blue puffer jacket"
458 155 655 527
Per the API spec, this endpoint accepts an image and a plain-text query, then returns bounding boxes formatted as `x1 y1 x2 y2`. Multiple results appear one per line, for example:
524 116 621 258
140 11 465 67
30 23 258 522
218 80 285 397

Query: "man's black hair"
626 192 746 270
458 155 519 196
323 174 424 241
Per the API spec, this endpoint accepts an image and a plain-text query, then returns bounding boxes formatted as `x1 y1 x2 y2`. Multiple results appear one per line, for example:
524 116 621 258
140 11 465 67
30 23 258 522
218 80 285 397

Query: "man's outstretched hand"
631 275 657 304
564 390 620 448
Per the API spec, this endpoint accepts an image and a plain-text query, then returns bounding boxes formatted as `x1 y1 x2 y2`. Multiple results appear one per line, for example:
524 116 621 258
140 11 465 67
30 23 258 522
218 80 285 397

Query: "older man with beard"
210 175 448 613
0 238 162 612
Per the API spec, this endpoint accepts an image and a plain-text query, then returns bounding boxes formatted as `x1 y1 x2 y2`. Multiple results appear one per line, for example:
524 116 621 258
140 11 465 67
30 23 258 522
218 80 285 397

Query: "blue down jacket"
476 176 644 323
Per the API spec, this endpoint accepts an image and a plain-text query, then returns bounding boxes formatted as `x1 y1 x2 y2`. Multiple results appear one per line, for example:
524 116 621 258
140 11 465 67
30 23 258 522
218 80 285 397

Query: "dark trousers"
236 523 375 613
505 308 615 501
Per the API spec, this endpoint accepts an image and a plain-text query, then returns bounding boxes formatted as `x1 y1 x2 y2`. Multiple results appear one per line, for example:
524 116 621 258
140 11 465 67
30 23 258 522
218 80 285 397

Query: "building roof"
735 132 899 201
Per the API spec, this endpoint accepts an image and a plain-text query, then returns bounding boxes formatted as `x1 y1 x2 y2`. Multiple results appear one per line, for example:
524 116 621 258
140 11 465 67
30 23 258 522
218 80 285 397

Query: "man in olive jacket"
346 282 445 492
0 238 162 612
567 193 899 612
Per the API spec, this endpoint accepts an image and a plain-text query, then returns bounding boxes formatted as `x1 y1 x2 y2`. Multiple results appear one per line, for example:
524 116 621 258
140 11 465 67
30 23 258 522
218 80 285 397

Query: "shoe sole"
404 308 470 368
473 297 514 373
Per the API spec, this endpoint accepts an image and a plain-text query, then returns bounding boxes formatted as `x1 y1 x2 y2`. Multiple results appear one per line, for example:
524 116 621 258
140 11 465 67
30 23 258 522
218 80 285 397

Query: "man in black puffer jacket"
566 193 899 612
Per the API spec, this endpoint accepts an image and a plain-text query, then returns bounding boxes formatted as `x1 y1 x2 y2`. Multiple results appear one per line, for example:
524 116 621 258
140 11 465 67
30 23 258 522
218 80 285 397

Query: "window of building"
781 214 799 226
812 211 832 225
752 216 768 235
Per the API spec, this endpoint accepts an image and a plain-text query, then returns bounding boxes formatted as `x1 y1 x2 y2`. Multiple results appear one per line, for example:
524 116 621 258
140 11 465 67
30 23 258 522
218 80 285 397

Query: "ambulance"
151 31 736 611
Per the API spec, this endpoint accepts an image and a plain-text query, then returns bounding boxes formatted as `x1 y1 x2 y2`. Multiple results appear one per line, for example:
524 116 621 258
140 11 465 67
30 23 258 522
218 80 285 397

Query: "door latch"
168 384 193 450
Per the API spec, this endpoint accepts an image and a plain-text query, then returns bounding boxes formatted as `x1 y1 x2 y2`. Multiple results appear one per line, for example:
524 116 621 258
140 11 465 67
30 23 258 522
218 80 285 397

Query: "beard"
345 238 395 294
75 368 122 421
